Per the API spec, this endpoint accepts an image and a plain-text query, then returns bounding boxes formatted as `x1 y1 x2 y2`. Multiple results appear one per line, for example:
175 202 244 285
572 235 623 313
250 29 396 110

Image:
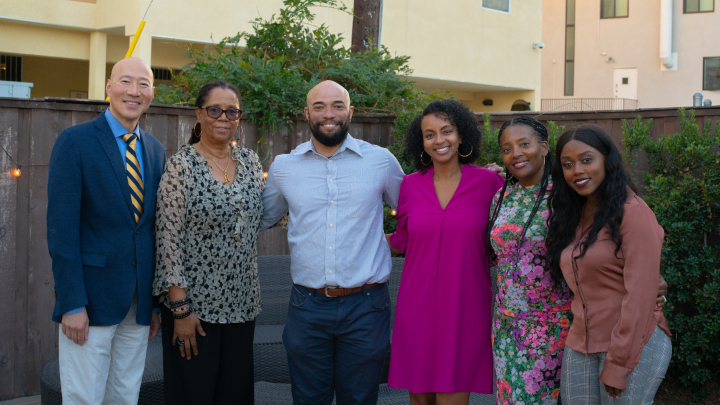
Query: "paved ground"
0 396 40 405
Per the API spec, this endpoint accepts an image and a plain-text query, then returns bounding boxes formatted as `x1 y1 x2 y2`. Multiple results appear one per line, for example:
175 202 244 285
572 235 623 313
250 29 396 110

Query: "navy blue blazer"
47 113 166 326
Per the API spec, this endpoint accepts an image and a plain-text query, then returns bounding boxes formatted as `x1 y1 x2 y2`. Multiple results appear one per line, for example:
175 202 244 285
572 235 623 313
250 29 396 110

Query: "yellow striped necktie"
122 133 144 223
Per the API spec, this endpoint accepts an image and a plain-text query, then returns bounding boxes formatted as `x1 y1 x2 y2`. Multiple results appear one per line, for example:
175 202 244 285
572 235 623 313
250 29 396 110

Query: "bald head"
306 80 350 107
106 57 155 132
110 57 154 84
304 80 353 152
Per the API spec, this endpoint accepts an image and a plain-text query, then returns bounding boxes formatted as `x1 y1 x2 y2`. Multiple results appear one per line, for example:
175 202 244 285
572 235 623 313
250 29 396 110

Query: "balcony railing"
540 98 638 112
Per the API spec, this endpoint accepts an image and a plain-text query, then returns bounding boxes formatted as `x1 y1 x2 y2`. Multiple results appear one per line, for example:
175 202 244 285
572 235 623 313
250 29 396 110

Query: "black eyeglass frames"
200 106 243 120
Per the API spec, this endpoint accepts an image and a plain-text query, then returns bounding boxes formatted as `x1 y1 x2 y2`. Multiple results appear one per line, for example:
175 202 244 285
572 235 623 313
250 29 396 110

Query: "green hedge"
623 109 720 402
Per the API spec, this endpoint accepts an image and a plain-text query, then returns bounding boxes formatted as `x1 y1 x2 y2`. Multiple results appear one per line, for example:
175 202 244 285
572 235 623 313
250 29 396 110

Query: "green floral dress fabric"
489 182 572 405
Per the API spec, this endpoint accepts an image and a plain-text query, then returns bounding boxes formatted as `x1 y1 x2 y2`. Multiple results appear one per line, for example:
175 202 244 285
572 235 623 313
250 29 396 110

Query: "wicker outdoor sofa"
40 255 495 404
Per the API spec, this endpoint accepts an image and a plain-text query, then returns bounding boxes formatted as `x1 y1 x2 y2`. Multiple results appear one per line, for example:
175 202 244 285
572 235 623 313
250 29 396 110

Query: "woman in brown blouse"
546 125 671 404
153 81 264 404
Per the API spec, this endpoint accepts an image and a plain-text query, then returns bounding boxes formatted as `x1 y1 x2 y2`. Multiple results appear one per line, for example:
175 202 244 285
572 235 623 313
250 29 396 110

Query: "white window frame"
482 0 511 14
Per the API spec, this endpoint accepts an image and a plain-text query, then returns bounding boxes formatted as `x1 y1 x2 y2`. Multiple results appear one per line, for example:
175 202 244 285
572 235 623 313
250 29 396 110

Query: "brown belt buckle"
324 286 338 298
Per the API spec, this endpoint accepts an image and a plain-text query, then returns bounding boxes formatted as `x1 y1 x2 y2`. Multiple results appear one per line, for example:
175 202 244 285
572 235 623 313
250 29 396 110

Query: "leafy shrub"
154 0 427 135
478 112 501 166
623 109 720 402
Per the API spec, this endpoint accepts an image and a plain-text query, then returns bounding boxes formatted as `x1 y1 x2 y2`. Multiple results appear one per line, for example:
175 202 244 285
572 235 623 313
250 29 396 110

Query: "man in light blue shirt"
261 80 404 404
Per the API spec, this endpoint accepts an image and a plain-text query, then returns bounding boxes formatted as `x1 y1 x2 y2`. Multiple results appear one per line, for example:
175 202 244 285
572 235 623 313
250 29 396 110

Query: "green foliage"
154 0 424 133
546 121 564 155
623 109 720 402
478 112 501 166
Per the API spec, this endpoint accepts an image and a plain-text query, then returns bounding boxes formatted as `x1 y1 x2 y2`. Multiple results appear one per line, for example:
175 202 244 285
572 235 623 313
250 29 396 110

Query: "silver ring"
177 340 185 346
662 295 667 303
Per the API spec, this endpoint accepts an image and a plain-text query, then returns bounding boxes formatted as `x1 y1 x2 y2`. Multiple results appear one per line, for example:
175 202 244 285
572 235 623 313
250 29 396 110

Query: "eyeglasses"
200 106 243 121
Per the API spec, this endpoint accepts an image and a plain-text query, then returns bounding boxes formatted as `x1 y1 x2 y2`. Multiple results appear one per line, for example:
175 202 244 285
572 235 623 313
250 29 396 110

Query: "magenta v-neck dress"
388 164 503 394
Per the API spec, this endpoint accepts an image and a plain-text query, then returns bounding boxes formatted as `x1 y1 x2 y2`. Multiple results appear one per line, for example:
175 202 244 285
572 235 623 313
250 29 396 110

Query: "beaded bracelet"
173 308 193 319
169 298 191 309
170 305 190 313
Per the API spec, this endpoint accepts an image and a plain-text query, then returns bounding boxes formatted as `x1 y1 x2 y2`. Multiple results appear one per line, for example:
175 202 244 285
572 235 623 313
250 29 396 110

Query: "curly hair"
188 80 243 145
487 116 557 283
545 125 636 284
404 99 481 173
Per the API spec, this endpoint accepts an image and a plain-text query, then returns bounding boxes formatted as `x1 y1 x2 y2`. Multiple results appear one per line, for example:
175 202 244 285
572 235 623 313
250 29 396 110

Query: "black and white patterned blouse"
153 144 264 323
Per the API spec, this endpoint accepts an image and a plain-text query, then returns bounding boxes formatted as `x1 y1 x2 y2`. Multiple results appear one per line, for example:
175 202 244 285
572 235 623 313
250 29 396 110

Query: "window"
511 100 531 111
482 0 510 13
151 67 182 82
704 57 720 90
0 55 22 82
685 0 714 13
601 0 628 18
565 0 576 96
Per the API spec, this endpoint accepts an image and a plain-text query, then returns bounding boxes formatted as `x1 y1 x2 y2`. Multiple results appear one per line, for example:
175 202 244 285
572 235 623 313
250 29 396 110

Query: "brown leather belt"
310 283 380 298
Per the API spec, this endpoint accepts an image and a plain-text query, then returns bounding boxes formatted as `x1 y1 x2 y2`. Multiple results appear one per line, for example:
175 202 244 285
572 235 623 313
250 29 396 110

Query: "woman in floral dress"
488 117 572 405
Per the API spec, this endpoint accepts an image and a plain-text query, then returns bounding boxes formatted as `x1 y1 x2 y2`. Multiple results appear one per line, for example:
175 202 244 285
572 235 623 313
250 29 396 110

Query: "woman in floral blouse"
153 80 264 404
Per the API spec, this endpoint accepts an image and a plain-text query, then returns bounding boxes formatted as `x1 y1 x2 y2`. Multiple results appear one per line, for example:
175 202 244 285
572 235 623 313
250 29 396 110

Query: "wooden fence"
0 97 718 399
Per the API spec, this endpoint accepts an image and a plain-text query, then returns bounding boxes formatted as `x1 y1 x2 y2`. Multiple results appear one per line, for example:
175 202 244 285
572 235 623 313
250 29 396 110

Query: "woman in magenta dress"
386 99 503 405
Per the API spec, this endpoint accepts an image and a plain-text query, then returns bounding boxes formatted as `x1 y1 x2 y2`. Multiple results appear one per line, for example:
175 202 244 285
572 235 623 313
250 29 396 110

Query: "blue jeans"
283 284 391 405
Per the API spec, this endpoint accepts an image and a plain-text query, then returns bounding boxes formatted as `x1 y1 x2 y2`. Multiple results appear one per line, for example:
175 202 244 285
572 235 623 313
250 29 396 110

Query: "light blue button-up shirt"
260 134 404 288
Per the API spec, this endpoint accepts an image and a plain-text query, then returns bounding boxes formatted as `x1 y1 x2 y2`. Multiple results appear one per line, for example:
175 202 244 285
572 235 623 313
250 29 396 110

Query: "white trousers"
59 297 150 405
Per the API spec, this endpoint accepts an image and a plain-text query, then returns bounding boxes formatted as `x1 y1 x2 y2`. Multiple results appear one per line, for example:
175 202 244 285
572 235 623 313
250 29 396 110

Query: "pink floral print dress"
489 182 572 405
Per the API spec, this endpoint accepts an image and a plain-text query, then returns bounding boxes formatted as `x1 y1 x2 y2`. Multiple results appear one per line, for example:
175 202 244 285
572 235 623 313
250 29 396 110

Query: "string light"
1 142 21 178
263 172 268 178
231 140 238 146
391 209 397 216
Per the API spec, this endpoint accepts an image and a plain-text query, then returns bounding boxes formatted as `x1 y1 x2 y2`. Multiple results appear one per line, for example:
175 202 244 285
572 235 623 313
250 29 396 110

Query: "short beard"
309 119 350 147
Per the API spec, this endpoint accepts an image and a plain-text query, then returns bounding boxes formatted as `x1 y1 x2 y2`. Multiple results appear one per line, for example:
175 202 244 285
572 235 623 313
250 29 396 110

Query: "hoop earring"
420 151 432 166
458 144 473 158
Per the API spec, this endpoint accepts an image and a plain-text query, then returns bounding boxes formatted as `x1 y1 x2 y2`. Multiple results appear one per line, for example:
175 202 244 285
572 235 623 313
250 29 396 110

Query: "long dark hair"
546 125 635 283
188 80 243 145
487 117 552 271
404 99 481 173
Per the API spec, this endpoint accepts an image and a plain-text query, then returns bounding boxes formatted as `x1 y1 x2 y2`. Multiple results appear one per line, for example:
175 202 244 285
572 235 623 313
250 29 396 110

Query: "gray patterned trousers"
560 326 672 405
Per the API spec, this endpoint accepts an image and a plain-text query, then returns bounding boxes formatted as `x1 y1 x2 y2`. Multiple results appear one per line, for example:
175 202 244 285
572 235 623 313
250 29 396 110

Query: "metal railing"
540 98 638 112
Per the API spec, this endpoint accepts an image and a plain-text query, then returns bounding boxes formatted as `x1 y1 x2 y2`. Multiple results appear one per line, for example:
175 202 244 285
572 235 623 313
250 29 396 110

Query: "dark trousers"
160 306 255 405
283 284 391 405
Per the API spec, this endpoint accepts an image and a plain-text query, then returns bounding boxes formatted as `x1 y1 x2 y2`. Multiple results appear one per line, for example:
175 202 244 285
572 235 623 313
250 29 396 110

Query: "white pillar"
131 32 152 68
88 31 108 100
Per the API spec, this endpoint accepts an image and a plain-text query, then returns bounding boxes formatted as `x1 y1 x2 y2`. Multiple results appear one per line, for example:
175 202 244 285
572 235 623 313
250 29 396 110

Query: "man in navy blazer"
47 57 166 404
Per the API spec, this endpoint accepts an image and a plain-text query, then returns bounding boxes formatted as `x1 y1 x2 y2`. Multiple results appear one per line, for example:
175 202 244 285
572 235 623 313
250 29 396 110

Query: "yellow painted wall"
382 0 543 93
541 0 720 108
23 56 90 98
150 38 192 69
0 21 90 60
1 0 345 47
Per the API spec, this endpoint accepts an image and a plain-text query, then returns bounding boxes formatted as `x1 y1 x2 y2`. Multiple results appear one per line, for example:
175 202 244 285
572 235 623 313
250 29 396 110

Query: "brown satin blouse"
560 189 671 390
